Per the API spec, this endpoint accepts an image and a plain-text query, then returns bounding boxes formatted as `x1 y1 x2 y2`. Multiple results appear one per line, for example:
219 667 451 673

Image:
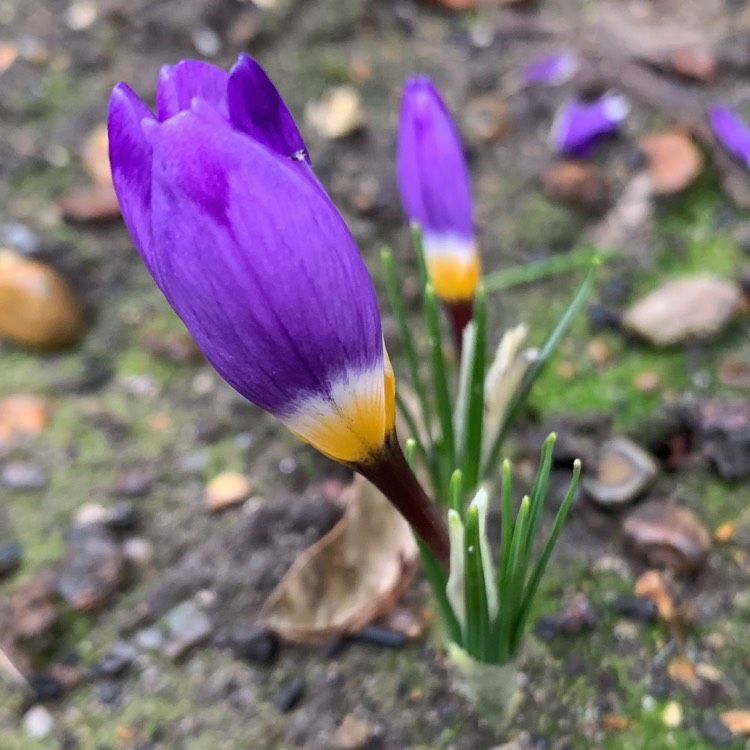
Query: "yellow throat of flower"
426 246 480 302
284 350 396 464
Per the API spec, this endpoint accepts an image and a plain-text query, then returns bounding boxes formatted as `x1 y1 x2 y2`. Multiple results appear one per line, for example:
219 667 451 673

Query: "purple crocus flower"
109 54 391 466
550 92 629 157
520 51 578 87
108 54 450 567
397 76 480 346
708 103 750 167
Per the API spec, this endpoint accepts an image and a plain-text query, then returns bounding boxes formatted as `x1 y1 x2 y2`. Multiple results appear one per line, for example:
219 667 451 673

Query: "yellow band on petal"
426 246 480 302
284 356 396 464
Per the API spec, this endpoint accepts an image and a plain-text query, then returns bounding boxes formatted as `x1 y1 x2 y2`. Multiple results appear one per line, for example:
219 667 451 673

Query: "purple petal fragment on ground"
551 92 629 157
520 51 578 87
708 103 750 167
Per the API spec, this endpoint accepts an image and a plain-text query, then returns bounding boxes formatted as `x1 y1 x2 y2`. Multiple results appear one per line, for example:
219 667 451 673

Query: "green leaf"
483 245 616 292
484 263 596 475
511 459 581 655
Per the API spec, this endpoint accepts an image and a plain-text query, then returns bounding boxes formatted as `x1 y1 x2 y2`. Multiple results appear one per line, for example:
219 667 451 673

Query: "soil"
1 1 750 749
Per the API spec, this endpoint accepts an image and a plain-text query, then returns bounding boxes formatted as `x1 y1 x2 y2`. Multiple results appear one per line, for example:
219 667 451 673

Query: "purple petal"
147 102 382 417
520 51 578 87
396 76 474 242
227 53 310 164
708 103 750 166
108 83 158 278
551 92 629 157
156 60 229 121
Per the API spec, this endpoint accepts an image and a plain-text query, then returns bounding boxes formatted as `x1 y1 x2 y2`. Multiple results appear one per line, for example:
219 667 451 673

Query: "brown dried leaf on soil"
259 475 419 643
721 710 750 736
638 131 702 195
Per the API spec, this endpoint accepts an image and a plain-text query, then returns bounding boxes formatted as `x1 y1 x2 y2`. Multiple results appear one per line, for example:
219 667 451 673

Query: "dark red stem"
354 431 450 571
445 299 474 358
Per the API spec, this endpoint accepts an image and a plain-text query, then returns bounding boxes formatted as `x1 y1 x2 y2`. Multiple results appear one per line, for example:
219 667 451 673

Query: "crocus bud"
708 103 750 166
109 54 392 465
108 55 450 568
520 51 578 87
550 92 629 157
397 77 480 327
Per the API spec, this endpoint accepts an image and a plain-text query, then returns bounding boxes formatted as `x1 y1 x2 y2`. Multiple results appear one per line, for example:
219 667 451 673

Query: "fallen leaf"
639 131 702 195
0 394 50 442
58 183 121 223
721 710 750 736
260 475 419 643
82 124 112 186
668 656 699 691
634 569 673 622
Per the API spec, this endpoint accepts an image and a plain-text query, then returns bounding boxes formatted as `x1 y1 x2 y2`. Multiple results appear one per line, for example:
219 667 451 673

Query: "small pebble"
30 673 64 702
122 537 153 568
74 503 108 526
623 501 711 574
352 626 406 649
228 627 279 665
614 595 659 622
329 714 374 750
0 461 47 490
94 679 121 706
104 502 140 533
701 716 735 747
205 471 252 511
162 601 213 660
98 640 138 677
274 678 305 712
57 523 125 611
0 540 22 578
134 627 164 652
587 303 621 331
110 467 155 498
0 250 85 350
306 86 364 139
662 700 683 728
23 705 54 739
633 370 662 393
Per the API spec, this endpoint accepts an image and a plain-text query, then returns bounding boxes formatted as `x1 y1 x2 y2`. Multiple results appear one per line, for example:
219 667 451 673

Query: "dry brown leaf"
259 475 419 643
82 124 113 186
634 569 673 622
721 710 750 736
639 131 702 195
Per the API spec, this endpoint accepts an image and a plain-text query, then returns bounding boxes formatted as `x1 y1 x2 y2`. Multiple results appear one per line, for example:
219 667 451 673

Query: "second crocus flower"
397 77 480 346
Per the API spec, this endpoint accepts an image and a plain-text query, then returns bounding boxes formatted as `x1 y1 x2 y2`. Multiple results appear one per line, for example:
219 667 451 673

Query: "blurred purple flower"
107 54 396 465
708 103 750 166
397 76 480 306
520 51 578 87
550 92 629 157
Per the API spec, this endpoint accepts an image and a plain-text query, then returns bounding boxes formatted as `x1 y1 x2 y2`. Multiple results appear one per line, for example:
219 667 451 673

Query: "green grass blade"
523 433 557 561
484 264 596 474
483 246 616 292
417 535 463 646
381 249 432 439
510 459 581 656
460 286 486 494
453 321 477 468
449 469 464 516
424 283 456 475
493 495 530 662
498 459 514 590
463 504 490 660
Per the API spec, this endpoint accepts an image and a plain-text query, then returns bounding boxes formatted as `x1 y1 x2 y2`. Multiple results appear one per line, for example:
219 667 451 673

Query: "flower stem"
355 431 450 570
